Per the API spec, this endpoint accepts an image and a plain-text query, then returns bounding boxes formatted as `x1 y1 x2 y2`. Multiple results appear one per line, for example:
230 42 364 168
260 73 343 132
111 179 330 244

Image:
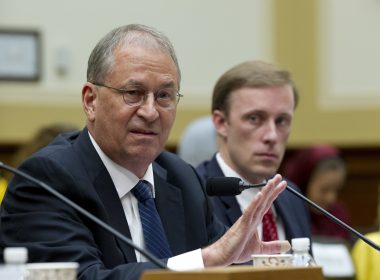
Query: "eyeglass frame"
90 81 183 109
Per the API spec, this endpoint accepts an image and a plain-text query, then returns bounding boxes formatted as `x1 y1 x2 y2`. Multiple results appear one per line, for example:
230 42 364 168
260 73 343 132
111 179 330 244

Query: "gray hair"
87 24 181 87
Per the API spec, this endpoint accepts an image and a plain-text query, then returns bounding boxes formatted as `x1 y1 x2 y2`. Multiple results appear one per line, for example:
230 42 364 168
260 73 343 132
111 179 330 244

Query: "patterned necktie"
131 180 172 258
262 208 279 241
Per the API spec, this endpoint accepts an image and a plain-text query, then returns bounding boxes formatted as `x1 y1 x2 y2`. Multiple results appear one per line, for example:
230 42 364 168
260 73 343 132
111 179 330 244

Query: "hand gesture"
202 174 290 266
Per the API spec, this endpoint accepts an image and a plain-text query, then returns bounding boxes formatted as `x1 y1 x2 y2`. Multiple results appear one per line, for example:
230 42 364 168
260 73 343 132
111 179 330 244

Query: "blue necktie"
131 180 172 259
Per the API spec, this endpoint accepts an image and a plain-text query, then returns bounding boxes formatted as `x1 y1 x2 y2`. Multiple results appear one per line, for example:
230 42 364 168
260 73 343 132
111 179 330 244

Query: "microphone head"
206 177 242 196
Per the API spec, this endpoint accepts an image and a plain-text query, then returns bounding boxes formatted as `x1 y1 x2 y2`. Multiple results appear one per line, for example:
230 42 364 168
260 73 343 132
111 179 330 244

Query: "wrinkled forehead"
108 45 178 87
109 42 180 86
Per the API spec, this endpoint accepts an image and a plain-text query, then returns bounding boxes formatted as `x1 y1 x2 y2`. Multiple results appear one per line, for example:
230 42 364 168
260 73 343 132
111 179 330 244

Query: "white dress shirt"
88 133 203 270
215 153 286 240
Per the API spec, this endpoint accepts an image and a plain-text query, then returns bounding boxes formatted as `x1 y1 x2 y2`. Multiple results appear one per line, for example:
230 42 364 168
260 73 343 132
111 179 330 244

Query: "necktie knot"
132 180 153 203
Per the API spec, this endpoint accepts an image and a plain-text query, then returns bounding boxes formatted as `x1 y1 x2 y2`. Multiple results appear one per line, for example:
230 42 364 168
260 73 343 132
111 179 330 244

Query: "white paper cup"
26 262 78 280
252 254 292 267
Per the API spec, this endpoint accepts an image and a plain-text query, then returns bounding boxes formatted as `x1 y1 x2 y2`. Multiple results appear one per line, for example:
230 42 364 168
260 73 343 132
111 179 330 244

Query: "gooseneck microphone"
206 177 266 196
207 177 380 251
0 161 167 269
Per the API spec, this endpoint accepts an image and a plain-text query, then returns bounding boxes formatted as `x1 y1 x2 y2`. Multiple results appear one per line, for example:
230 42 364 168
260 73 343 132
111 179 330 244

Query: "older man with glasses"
0 24 289 280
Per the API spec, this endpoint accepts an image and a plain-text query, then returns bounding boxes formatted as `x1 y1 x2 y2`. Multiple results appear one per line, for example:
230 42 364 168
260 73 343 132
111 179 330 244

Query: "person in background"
196 60 311 244
10 123 79 169
280 145 351 242
0 123 78 203
351 185 380 280
177 116 217 167
0 24 290 280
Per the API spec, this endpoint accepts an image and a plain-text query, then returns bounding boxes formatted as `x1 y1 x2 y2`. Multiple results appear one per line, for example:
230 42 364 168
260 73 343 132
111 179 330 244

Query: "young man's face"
215 85 295 183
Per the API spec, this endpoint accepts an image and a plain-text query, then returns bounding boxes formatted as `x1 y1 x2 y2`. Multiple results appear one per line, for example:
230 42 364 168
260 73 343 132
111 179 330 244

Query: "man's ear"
212 110 228 138
82 82 97 122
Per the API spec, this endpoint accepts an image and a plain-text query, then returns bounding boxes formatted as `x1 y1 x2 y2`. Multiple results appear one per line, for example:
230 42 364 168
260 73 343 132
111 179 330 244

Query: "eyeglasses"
91 82 183 109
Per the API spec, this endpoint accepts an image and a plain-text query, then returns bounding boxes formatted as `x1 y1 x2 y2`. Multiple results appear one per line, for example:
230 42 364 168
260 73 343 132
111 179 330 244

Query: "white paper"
0 265 25 279
312 242 355 277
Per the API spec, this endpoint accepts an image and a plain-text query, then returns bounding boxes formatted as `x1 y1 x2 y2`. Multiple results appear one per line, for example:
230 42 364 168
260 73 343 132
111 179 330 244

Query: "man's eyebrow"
243 109 266 116
124 80 144 87
160 81 176 88
122 80 176 89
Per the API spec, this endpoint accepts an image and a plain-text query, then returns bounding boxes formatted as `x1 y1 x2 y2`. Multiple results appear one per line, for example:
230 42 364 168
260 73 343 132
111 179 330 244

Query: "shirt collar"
216 152 262 196
216 152 278 216
88 131 155 199
216 152 251 185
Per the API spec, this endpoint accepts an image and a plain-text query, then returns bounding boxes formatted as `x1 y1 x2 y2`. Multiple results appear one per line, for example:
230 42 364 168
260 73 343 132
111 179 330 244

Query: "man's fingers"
244 175 286 222
260 174 284 201
260 240 291 254
259 176 287 212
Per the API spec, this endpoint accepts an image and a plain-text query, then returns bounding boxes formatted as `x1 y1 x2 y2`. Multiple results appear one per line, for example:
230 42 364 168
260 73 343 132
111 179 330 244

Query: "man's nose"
136 93 159 121
262 121 278 142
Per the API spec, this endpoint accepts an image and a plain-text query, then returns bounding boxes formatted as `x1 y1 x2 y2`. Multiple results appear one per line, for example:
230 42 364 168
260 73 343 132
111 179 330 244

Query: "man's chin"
127 145 160 160
255 167 278 180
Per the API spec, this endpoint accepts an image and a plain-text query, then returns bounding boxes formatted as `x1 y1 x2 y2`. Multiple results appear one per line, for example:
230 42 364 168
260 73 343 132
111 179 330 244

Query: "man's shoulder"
283 178 302 193
156 150 185 163
155 150 195 173
196 155 221 179
195 159 209 173
33 130 81 159
155 151 206 193
22 130 85 174
278 178 309 210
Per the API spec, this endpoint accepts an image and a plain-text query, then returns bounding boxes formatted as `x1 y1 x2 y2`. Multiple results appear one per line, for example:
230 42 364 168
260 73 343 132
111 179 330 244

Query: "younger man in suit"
197 60 311 242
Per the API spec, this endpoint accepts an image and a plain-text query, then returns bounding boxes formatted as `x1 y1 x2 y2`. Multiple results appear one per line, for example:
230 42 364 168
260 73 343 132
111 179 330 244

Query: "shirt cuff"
167 248 204 271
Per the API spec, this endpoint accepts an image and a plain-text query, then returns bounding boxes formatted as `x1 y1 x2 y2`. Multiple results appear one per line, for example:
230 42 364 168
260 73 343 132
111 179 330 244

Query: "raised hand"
202 174 290 266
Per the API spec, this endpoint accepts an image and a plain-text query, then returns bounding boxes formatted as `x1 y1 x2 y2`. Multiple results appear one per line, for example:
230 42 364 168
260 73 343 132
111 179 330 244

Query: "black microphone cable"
0 161 168 269
284 184 380 251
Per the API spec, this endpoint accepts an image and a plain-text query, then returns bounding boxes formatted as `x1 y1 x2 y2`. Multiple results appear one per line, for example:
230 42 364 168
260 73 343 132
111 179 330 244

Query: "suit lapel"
274 192 298 240
218 196 242 224
207 156 242 224
74 129 137 262
93 169 137 262
153 162 186 255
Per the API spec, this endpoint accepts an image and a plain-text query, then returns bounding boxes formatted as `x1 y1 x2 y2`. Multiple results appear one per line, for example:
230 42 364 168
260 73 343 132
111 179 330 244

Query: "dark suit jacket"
0 129 225 280
196 155 311 241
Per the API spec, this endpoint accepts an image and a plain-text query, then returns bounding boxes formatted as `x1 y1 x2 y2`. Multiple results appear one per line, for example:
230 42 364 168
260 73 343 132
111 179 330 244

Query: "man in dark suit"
197 61 311 242
0 25 290 280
